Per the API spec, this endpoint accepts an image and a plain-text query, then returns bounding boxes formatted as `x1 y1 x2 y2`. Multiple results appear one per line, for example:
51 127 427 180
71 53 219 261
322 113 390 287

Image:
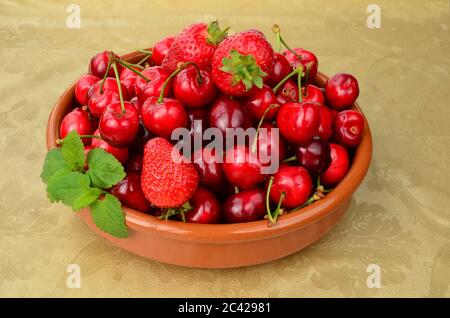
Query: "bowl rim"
46 50 372 244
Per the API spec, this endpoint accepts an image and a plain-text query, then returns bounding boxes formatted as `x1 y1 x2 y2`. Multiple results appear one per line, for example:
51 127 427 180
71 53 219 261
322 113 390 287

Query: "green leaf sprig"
41 131 128 238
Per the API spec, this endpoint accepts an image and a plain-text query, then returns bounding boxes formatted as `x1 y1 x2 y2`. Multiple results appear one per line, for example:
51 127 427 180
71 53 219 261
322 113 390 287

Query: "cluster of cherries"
59 28 364 225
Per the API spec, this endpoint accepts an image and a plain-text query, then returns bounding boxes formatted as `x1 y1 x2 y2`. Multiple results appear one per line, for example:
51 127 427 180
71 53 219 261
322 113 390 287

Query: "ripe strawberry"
141 137 199 208
211 30 275 97
161 21 229 72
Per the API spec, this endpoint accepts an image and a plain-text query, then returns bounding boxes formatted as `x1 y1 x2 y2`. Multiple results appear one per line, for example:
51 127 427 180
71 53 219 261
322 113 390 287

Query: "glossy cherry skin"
184 188 222 224
75 74 100 105
245 85 280 122
192 147 224 191
266 53 292 87
89 51 122 78
173 66 217 108
135 66 172 105
110 172 151 212
283 48 318 83
60 107 95 145
256 122 286 164
129 122 152 153
275 79 299 103
333 110 364 148
152 36 176 66
325 73 359 110
120 66 141 98
223 145 266 190
87 78 129 118
302 85 325 104
209 95 252 136
91 130 129 164
140 97 188 139
223 188 266 223
317 104 334 141
125 152 143 172
297 139 331 176
320 143 350 187
99 101 140 148
269 165 313 209
276 102 321 145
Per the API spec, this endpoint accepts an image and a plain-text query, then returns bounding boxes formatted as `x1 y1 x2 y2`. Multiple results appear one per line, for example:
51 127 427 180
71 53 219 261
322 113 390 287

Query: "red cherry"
140 97 188 139
129 96 141 112
192 147 224 191
152 36 176 66
135 66 172 105
99 101 140 148
245 85 280 122
75 74 100 105
209 95 252 136
129 122 152 154
297 139 331 176
60 107 95 145
91 130 129 164
89 51 122 78
266 53 292 87
283 48 318 83
223 145 266 190
320 143 350 187
269 166 312 209
333 110 364 148
87 78 129 118
119 66 141 99
184 188 221 224
302 85 325 104
275 79 299 103
325 73 359 110
276 102 321 145
256 122 286 163
125 152 143 172
223 188 266 223
317 104 334 141
110 172 151 212
173 65 217 108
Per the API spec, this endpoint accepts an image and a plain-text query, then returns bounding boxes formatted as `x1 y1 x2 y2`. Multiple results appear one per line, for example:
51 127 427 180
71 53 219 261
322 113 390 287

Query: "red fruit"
223 189 266 223
129 122 152 154
333 110 364 148
275 79 299 103
87 78 129 118
283 48 318 83
266 52 291 87
140 97 188 139
297 139 331 176
192 147 224 191
141 137 199 208
325 73 359 110
245 85 280 122
99 101 140 147
317 104 334 141
173 65 217 107
75 74 100 105
302 85 325 104
152 35 176 66
91 130 129 164
276 102 321 145
129 96 141 112
223 145 266 190
209 95 252 136
269 166 312 209
125 152 143 172
256 122 286 163
60 107 95 145
110 172 151 212
212 30 274 97
320 143 350 187
135 66 172 105
162 21 228 72
120 66 141 99
184 188 221 224
89 51 122 78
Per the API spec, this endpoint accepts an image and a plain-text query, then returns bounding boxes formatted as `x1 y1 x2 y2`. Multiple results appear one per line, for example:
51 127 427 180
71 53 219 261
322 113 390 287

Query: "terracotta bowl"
46 51 372 268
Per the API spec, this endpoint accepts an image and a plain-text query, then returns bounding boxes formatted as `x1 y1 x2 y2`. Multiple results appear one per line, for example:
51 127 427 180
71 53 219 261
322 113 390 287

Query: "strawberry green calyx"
206 20 230 46
159 201 193 221
220 50 267 90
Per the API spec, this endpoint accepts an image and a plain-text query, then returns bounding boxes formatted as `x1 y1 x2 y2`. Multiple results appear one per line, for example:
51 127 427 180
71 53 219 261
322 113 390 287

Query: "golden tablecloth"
1 0 449 297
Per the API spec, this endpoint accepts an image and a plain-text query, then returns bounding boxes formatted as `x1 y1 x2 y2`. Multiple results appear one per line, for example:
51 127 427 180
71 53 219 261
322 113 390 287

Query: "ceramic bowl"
46 51 372 268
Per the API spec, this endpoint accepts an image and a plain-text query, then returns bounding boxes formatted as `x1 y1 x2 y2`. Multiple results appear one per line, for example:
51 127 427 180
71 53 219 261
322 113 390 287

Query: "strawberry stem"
157 62 197 103
112 62 125 114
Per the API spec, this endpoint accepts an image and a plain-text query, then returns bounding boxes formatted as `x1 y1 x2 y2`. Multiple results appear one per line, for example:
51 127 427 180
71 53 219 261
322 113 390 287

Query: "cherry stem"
297 65 303 103
136 49 152 55
112 63 125 114
116 59 151 82
56 134 102 145
265 176 276 225
157 62 198 103
99 55 112 94
272 25 282 53
303 63 312 90
272 25 303 61
272 66 303 93
281 155 297 163
135 53 152 67
234 186 240 194
251 104 277 153
289 196 315 213
272 192 285 222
